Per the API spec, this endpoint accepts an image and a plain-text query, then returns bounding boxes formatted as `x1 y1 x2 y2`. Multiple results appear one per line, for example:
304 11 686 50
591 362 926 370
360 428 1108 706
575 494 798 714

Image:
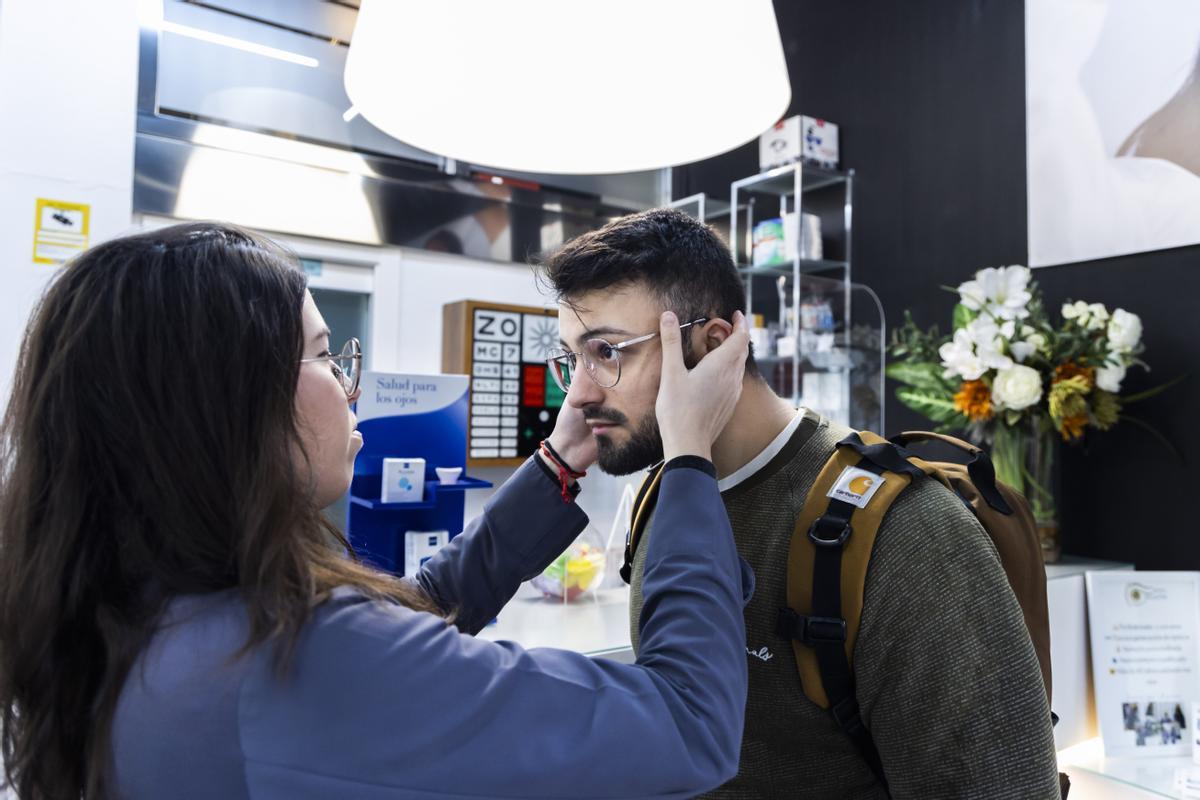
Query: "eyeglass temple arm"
611 317 709 352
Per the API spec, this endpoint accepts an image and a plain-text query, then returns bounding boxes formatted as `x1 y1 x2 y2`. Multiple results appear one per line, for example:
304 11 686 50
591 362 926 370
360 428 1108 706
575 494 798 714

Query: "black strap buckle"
808 515 852 548
777 608 848 645
831 696 867 736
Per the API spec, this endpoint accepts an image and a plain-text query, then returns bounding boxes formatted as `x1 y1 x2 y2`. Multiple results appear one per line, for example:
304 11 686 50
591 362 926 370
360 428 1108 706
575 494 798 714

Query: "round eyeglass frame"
301 337 362 397
545 317 708 392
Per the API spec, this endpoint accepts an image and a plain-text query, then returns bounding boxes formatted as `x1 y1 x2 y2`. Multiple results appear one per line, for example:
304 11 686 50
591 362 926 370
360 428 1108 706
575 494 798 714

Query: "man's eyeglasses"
546 318 708 392
300 337 362 397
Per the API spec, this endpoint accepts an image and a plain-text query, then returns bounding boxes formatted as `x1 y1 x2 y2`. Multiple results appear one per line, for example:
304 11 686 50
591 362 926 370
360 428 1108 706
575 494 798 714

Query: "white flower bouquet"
887 265 1180 559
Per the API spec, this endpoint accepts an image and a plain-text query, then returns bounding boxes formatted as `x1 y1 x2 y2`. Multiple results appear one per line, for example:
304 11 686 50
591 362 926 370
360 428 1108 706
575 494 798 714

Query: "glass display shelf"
737 258 849 277
756 356 850 372
731 162 850 196
667 193 735 222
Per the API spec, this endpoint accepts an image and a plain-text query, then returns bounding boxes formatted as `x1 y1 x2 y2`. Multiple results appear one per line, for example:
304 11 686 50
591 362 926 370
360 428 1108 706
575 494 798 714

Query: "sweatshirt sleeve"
853 481 1061 799
237 462 750 799
403 456 589 634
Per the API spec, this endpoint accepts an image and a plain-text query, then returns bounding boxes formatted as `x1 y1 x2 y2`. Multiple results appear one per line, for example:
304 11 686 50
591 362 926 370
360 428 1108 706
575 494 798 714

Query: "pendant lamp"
343 1 791 174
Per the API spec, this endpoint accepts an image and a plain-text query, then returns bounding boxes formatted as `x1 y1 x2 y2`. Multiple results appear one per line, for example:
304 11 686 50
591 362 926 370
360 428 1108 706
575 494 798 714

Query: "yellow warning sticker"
33 198 90 265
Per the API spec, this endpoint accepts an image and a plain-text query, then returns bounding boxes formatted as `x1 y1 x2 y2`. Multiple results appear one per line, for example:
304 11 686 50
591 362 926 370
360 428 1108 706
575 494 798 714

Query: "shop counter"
479 586 636 664
1060 737 1198 799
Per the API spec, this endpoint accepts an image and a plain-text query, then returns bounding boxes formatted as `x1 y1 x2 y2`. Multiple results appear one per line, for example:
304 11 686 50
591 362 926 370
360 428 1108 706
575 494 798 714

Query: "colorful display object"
531 527 607 603
442 300 564 468
347 372 491 575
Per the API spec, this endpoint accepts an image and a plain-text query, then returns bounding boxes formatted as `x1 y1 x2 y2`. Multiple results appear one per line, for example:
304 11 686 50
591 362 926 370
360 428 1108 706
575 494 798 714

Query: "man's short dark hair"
538 208 758 375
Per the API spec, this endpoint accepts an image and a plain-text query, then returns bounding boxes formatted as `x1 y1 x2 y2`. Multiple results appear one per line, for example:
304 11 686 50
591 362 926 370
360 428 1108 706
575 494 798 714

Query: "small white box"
783 212 823 261
381 457 425 503
405 530 448 576
759 115 840 171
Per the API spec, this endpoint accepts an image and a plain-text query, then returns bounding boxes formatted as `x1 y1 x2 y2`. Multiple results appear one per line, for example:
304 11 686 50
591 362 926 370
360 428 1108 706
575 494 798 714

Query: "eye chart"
442 301 564 467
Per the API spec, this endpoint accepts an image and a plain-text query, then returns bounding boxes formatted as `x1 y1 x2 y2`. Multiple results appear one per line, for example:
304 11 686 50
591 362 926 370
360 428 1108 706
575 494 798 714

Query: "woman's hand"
655 311 750 464
544 397 598 474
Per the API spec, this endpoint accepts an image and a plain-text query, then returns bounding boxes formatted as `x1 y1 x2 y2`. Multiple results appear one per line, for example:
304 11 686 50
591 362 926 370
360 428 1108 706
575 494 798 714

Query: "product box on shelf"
783 212 823 261
405 530 449 576
759 115 840 171
381 457 425 503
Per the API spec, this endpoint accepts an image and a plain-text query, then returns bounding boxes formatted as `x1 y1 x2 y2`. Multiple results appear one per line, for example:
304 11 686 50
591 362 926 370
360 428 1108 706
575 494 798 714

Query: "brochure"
1087 571 1200 758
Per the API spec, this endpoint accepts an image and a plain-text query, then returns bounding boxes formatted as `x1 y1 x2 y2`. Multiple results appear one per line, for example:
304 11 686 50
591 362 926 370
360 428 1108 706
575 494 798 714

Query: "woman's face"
295 291 363 508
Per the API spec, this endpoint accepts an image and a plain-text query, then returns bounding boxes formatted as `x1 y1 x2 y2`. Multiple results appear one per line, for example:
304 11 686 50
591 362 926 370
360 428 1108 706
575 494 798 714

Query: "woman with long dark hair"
0 223 752 799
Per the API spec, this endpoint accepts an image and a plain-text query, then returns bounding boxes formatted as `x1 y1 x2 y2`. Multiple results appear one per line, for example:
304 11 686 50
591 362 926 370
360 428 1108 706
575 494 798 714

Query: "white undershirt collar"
717 408 807 493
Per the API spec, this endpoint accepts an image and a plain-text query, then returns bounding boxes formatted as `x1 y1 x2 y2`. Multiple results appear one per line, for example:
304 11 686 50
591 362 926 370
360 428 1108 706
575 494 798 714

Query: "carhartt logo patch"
827 466 886 508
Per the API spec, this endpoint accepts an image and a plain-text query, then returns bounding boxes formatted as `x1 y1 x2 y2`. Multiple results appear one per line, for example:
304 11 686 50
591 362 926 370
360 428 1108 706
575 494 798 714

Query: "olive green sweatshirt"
628 411 1060 799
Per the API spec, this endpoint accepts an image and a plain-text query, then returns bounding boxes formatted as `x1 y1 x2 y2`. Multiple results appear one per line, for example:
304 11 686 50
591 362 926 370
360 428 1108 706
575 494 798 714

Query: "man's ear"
693 317 734 358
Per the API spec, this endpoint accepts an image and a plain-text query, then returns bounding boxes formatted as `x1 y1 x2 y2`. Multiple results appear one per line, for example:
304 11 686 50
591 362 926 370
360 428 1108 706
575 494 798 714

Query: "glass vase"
991 415 1060 563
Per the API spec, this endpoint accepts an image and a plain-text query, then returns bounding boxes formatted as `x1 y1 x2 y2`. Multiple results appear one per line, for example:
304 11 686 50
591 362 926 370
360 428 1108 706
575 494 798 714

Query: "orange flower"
1059 413 1088 442
1053 361 1095 389
954 380 993 422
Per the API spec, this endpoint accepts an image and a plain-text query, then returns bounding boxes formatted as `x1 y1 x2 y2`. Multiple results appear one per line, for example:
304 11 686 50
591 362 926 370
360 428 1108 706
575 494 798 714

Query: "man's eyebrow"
561 326 633 348
582 326 632 340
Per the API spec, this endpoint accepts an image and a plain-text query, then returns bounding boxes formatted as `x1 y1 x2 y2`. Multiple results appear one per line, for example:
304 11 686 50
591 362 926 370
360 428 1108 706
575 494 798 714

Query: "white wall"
0 0 139 399
1 6 135 793
391 248 554 373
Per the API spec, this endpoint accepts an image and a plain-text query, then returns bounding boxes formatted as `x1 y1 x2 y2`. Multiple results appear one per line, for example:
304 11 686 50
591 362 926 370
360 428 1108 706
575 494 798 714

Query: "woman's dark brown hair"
0 222 440 798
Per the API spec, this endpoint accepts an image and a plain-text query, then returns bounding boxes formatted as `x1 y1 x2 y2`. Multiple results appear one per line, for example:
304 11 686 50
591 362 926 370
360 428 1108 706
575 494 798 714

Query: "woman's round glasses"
301 337 362 397
546 318 707 392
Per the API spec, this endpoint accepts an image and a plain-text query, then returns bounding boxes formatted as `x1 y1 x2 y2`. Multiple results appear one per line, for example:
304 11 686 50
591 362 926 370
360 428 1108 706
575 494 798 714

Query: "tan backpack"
622 430 1063 797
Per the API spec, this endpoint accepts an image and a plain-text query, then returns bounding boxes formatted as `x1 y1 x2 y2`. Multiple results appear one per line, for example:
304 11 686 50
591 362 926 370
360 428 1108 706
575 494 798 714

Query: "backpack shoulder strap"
779 431 937 793
620 462 666 584
779 431 925 708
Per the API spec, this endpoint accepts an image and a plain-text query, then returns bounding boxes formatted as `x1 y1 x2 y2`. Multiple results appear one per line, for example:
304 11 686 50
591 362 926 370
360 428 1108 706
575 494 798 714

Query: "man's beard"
590 341 701 476
594 409 664 476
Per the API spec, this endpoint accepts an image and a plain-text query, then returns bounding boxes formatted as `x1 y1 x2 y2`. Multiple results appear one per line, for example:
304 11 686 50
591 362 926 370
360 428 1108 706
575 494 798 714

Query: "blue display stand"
347 372 492 575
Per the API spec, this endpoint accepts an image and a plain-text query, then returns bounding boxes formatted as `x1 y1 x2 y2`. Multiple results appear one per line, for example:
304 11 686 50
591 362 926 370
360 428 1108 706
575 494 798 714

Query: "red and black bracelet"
539 439 586 503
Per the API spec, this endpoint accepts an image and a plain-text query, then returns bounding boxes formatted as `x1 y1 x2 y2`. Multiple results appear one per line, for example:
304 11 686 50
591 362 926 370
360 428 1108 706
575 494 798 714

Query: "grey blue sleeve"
403 456 589 634
853 482 1060 799
238 463 749 799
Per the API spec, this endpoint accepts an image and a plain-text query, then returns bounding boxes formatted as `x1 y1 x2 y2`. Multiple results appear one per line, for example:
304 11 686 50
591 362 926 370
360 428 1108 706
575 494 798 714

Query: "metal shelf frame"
730 162 856 411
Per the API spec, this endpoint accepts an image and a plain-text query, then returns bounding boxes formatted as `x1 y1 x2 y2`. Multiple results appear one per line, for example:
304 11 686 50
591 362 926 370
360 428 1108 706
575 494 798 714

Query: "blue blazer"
112 457 751 798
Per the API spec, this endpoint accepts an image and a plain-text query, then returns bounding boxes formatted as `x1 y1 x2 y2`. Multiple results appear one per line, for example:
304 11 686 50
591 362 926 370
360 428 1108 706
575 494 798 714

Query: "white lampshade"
344 1 791 174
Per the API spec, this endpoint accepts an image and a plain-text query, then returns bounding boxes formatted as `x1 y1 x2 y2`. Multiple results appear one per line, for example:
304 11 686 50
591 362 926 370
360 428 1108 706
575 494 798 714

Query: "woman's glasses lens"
339 339 361 396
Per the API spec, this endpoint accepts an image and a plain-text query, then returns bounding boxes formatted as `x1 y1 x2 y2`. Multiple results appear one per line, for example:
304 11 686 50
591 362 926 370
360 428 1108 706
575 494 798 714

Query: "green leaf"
885 361 950 391
1121 373 1189 405
896 387 960 424
952 303 976 331
1005 410 1023 427
1118 415 1185 463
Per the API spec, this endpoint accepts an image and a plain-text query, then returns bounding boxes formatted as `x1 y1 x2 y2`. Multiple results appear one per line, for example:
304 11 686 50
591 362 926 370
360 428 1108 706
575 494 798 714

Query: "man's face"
557 284 689 475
